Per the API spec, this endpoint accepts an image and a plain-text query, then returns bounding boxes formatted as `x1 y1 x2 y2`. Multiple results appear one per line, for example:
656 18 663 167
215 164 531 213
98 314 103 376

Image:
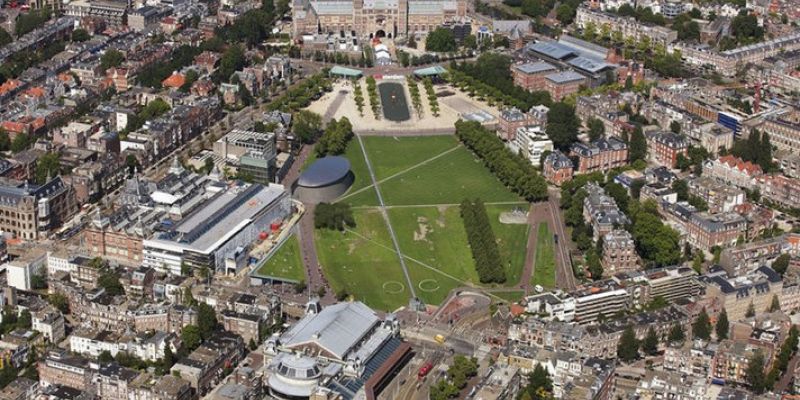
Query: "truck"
434 334 446 344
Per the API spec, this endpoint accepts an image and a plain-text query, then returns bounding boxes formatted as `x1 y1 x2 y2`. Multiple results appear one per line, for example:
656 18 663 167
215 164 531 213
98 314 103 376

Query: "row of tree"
448 53 553 110
729 129 776 172
267 73 332 113
314 203 356 231
365 76 380 119
353 81 366 117
407 77 423 118
455 121 548 202
460 198 506 284
423 78 440 117
316 117 353 157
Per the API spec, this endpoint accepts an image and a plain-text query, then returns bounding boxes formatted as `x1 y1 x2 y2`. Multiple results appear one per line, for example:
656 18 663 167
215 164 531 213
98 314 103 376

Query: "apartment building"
686 212 747 251
170 332 245 395
513 126 553 166
38 351 92 391
543 150 574 186
644 266 701 303
703 155 763 189
32 309 66 343
761 108 800 154
712 339 773 385
757 174 800 208
686 176 745 214
575 6 678 47
702 266 782 321
645 131 689 169
583 182 630 242
572 281 629 325
0 176 78 240
571 137 628 174
601 229 639 277
720 236 786 277
497 107 534 141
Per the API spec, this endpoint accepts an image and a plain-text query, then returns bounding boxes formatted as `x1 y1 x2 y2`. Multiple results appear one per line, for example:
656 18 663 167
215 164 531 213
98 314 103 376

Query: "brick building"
601 229 639 277
645 131 689 168
543 150 574 186
571 137 628 174
511 61 557 92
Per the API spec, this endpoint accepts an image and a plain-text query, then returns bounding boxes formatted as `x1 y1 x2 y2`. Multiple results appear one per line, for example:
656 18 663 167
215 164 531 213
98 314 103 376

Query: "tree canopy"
617 325 639 362
100 49 124 71
425 28 457 52
461 199 505 284
292 110 323 144
716 308 729 341
546 102 581 151
692 307 712 341
314 203 355 231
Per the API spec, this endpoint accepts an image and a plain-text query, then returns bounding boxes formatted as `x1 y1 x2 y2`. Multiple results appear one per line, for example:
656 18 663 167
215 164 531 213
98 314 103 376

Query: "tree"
98 269 125 296
668 323 685 344
462 34 477 50
641 327 659 355
0 29 11 47
769 294 781 312
98 350 114 363
0 129 9 151
197 303 218 340
425 28 457 52
671 179 689 202
546 102 581 151
746 350 766 394
716 308 729 341
461 198 506 284
11 133 33 153
617 325 639 362
15 9 51 37
669 120 681 134
586 249 603 280
520 364 553 399
181 325 202 352
101 49 124 71
772 254 790 276
314 203 355 231
746 302 756 318
587 117 605 141
17 310 31 329
731 14 764 43
35 152 60 184
48 293 69 314
219 45 247 82
292 110 323 144
693 307 712 341
407 34 417 49
161 343 175 373
71 28 91 42
556 3 576 24
630 210 681 267
179 69 199 93
629 125 647 162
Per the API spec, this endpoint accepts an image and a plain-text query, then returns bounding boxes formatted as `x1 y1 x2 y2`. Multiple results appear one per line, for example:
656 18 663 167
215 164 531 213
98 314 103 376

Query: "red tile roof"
718 155 763 176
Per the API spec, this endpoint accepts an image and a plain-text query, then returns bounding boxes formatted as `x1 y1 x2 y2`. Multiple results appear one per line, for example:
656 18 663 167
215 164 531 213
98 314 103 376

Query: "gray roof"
297 156 351 188
281 302 379 360
528 41 576 60
567 56 612 73
514 61 557 75
545 70 585 84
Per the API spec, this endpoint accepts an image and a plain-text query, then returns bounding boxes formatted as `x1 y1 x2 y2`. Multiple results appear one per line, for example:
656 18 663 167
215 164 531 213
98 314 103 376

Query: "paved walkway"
547 188 577 290
520 203 540 296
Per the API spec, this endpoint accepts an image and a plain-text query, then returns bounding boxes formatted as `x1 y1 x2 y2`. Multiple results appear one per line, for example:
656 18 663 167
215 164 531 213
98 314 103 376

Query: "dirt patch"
436 206 448 228
499 208 528 224
414 216 430 241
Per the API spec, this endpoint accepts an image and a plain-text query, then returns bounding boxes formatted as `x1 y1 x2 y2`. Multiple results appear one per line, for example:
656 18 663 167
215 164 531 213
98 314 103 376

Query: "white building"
513 126 554 166
523 292 576 322
70 329 121 358
142 182 292 275
5 249 47 291
32 310 66 344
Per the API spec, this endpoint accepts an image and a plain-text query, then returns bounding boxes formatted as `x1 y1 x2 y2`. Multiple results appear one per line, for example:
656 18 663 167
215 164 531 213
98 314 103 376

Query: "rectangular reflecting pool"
378 82 411 122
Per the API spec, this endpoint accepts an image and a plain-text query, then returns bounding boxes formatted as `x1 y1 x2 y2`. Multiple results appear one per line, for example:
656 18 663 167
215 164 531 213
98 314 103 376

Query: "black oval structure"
293 156 354 203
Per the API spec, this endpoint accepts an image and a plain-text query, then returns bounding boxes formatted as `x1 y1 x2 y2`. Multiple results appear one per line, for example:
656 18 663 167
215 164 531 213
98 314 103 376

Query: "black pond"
378 82 411 122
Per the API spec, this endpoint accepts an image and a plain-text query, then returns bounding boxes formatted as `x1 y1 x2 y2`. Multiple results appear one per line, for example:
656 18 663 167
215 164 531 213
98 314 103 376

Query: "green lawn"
490 291 525 303
361 135 460 180
388 204 530 306
316 135 532 308
487 205 530 286
314 208 410 311
255 235 305 283
532 223 556 288
377 147 522 206
388 206 477 305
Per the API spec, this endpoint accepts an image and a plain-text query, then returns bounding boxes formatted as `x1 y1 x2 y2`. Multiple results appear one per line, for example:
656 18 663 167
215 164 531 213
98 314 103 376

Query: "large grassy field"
532 223 556 288
315 135 531 309
255 235 305 283
377 147 522 206
361 135 460 180
315 208 410 311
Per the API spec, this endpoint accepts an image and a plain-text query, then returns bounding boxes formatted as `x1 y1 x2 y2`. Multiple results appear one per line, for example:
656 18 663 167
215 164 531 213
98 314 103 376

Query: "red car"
417 362 433 379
